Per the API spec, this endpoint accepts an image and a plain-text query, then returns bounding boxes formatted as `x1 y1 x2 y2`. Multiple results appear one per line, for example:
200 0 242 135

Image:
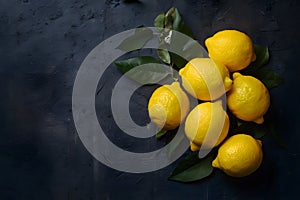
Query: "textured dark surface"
1 0 300 199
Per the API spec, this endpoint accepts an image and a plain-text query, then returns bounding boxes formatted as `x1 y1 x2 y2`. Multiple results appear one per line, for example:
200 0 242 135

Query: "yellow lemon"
179 58 232 101
205 30 256 72
212 134 263 177
184 101 229 150
148 82 190 130
227 72 270 124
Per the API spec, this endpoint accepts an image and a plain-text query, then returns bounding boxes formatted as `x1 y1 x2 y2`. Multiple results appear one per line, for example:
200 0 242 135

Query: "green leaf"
157 48 171 64
255 69 283 89
165 7 176 30
231 121 267 139
181 39 205 59
168 38 205 69
168 153 214 182
172 38 206 69
116 27 153 52
252 128 268 139
164 7 194 38
170 154 201 175
155 7 196 69
154 13 165 28
170 53 187 69
157 42 171 64
115 56 169 84
115 56 159 73
242 45 269 74
172 8 194 38
156 129 167 139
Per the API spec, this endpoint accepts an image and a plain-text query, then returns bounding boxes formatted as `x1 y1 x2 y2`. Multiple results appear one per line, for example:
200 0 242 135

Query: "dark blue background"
1 0 300 199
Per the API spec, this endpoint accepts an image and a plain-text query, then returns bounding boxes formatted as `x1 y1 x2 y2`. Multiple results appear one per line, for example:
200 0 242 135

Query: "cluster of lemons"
148 30 270 177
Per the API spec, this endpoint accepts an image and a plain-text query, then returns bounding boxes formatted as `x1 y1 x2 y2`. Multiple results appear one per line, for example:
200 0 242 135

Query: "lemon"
227 72 270 124
148 82 190 130
212 134 263 177
179 58 232 101
205 30 256 72
184 101 229 150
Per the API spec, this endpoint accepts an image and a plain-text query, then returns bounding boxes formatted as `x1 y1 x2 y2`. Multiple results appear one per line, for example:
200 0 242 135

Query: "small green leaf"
242 45 269 74
116 27 153 52
115 56 169 84
156 129 167 139
157 48 171 64
115 56 159 73
165 7 176 30
231 121 267 139
168 153 215 182
255 69 283 89
154 13 165 28
164 7 194 38
157 42 171 64
253 45 270 67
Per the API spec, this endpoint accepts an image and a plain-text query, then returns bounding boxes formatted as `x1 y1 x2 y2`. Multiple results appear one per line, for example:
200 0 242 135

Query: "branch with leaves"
114 7 285 183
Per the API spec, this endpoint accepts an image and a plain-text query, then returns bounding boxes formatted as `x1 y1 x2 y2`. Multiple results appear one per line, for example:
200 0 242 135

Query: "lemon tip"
190 142 200 152
232 72 241 79
253 117 264 124
205 37 212 46
256 140 262 147
252 53 257 62
212 158 219 168
224 76 233 90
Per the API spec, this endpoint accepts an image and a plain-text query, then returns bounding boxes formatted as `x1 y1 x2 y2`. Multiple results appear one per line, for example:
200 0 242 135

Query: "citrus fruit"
184 101 229 150
148 82 190 130
212 134 263 177
227 72 270 124
205 30 256 72
179 58 232 101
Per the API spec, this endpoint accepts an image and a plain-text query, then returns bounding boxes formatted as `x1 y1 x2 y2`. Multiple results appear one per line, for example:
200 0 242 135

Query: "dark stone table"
1 0 300 199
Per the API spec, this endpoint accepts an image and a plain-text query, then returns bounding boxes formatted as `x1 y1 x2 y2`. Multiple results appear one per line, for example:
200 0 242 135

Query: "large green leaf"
255 69 283 90
168 153 215 182
116 27 153 52
115 56 169 84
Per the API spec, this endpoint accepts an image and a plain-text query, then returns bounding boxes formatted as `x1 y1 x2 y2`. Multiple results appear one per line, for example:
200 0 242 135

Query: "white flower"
164 30 172 44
